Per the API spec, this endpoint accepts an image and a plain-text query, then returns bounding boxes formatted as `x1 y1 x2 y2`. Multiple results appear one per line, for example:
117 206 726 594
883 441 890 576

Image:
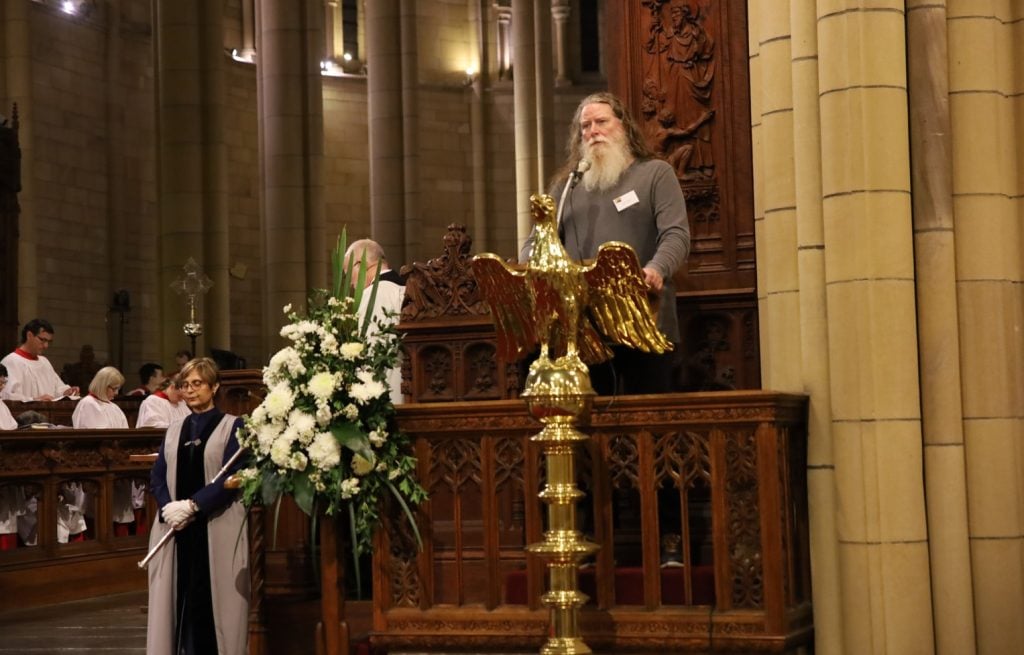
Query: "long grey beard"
582 140 632 191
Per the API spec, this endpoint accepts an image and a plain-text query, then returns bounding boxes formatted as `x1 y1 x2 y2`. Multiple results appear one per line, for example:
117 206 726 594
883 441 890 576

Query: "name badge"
613 190 640 212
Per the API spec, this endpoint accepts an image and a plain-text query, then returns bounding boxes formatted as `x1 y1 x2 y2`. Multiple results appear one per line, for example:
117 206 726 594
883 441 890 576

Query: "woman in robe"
146 357 248 655
71 366 129 429
136 376 191 428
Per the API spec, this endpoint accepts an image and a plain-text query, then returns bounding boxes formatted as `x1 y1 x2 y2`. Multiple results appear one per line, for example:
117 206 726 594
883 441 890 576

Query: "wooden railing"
377 391 812 653
0 427 164 610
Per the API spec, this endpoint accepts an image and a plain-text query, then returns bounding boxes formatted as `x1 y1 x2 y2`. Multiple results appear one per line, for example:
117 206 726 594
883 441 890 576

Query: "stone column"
365 0 405 263
947 5 1024 654
551 0 570 86
3 0 37 320
324 0 343 62
240 0 257 60
105 0 126 367
469 0 489 251
754 1 847 652
512 0 537 249
255 0 326 355
400 0 419 262
906 3 977 655
154 0 231 359
495 3 512 81
816 4 934 653
532 0 554 185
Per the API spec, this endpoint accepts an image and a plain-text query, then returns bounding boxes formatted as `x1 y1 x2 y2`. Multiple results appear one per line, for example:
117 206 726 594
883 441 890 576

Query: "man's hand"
35 394 56 401
64 387 80 397
162 499 197 530
642 266 664 293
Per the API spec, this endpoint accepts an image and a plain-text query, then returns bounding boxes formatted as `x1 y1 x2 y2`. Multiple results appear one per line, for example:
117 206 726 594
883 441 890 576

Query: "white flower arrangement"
237 231 426 563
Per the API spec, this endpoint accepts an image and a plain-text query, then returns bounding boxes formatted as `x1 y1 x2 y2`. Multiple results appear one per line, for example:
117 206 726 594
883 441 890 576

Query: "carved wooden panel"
607 1 760 389
398 224 522 403
374 392 812 652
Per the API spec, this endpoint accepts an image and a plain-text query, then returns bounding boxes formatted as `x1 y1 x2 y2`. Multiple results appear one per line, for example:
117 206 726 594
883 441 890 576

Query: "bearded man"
519 91 690 394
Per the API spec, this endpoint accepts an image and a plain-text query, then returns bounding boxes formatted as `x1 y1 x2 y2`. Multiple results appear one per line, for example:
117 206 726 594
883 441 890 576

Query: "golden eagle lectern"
473 193 671 400
471 193 671 655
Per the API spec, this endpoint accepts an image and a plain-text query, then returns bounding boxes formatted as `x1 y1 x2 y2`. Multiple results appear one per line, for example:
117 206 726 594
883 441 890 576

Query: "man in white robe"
0 365 17 430
0 319 79 401
344 239 406 405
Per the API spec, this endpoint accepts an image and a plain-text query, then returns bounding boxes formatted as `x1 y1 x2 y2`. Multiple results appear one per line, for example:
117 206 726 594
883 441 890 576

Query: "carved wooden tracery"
609 1 760 390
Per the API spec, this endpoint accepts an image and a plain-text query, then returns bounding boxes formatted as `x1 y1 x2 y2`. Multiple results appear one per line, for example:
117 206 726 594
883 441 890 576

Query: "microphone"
569 159 591 189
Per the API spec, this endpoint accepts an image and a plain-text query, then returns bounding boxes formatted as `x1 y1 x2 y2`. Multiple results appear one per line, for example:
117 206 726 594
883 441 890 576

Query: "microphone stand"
137 446 248 569
555 160 589 232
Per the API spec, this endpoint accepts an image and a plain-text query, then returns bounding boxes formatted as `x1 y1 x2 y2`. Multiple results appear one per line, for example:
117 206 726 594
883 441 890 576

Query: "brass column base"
523 354 599 655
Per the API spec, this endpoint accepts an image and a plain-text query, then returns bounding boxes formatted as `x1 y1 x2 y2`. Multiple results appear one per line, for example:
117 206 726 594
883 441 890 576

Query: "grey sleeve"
518 226 536 264
647 163 690 280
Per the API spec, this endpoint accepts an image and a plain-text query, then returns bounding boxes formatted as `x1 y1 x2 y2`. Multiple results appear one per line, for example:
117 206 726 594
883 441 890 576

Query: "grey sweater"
520 158 690 342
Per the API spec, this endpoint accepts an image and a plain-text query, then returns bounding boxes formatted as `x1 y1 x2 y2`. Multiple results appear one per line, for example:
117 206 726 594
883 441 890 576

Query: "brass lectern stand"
473 194 671 655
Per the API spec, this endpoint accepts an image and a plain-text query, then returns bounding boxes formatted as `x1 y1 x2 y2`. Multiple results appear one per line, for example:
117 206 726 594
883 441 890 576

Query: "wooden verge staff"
137 447 248 569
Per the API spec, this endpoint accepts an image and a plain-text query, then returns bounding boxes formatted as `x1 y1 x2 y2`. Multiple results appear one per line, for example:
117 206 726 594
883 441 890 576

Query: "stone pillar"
906 3 977 655
324 0 343 62
255 0 326 356
751 2 938 653
469 0 489 251
400 0 418 263
751 2 847 652
532 0 554 185
816 5 934 653
3 0 37 320
512 0 537 249
551 0 570 86
105 0 126 367
495 3 512 81
240 0 257 60
947 5 1024 654
154 0 231 360
365 0 405 263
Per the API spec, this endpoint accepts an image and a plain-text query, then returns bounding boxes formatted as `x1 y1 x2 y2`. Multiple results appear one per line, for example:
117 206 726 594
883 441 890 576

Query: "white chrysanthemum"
313 403 332 426
236 467 260 482
268 347 306 378
343 404 359 420
288 409 316 438
340 342 363 360
250 404 267 425
350 369 386 404
280 324 299 340
308 432 341 470
340 477 360 499
321 332 339 355
368 430 386 447
307 372 336 401
270 438 293 468
289 451 308 471
264 383 295 419
256 424 279 455
283 303 292 314
328 296 341 307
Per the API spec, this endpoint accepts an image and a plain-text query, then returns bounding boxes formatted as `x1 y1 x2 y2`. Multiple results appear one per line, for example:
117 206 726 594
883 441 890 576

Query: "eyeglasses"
178 380 208 390
36 335 53 345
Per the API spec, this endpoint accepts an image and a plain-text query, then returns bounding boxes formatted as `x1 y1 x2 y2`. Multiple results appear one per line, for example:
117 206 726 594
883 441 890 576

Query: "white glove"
161 499 197 529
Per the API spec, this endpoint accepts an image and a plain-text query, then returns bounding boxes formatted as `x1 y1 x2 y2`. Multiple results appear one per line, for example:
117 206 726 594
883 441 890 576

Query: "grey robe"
146 414 249 655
